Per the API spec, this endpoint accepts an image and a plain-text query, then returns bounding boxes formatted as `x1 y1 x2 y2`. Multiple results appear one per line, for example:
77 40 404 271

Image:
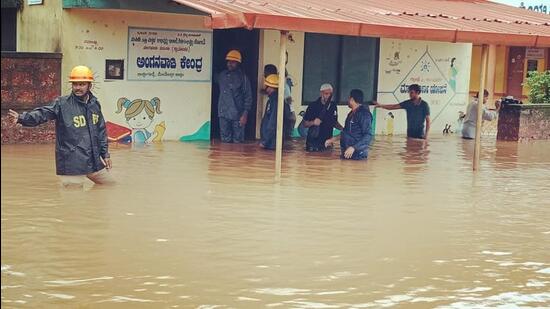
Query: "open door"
211 29 260 141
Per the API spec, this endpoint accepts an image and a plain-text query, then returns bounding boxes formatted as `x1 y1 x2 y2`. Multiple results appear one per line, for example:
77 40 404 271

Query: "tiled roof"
173 0 550 46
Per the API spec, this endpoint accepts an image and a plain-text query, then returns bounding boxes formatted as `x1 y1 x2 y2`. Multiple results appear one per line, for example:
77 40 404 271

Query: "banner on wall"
376 39 472 135
127 27 212 82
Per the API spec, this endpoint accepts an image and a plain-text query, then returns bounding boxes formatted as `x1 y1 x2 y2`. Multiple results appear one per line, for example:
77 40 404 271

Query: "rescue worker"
303 83 343 152
217 50 253 143
375 84 431 140
7 65 114 187
325 89 373 160
263 64 295 139
259 74 291 150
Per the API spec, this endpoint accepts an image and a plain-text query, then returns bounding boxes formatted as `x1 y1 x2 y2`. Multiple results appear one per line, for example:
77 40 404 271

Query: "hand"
8 109 19 125
101 157 112 170
325 138 334 148
344 146 355 159
239 114 248 127
313 118 322 126
495 100 501 110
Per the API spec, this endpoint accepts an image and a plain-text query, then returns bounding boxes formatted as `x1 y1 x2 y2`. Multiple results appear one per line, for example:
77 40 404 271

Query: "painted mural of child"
116 97 164 143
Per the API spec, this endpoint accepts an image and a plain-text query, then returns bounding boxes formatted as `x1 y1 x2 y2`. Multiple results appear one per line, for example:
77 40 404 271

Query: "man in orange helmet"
216 50 253 143
8 65 114 187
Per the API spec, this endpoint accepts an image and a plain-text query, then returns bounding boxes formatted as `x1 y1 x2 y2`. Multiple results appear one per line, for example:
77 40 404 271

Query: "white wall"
376 39 472 135
61 9 212 141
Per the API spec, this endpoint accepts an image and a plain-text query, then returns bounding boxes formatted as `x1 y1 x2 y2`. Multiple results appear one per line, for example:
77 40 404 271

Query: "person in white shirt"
461 89 501 139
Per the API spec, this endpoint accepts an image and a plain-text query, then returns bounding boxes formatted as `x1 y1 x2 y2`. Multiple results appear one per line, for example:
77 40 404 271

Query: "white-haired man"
303 83 343 152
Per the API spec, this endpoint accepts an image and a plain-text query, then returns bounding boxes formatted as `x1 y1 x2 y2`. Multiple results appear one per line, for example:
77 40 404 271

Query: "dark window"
302 33 379 105
1 8 17 51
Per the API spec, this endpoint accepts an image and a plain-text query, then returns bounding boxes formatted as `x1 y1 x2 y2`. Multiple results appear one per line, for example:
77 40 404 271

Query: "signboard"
127 27 212 82
526 48 545 59
28 0 43 4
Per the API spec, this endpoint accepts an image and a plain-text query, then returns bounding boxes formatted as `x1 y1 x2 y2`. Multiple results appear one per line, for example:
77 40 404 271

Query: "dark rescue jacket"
17 93 109 175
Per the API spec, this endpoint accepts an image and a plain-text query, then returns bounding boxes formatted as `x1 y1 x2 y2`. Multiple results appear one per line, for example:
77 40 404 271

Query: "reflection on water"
2 137 550 308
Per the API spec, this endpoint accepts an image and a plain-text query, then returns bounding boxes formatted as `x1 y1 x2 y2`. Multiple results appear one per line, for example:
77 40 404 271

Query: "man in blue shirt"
325 89 373 160
216 50 253 143
376 84 431 139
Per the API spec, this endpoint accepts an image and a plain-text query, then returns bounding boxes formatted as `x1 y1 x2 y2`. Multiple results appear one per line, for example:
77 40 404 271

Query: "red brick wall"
1 52 62 144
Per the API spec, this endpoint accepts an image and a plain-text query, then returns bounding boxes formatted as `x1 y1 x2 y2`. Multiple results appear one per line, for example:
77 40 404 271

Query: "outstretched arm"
9 99 60 127
375 102 402 110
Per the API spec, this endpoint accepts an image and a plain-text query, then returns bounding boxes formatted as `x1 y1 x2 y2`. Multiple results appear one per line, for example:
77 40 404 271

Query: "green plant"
525 70 550 103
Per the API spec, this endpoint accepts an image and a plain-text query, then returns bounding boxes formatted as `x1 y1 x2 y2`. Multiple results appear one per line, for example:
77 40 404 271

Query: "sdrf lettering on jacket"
73 115 86 128
73 114 99 127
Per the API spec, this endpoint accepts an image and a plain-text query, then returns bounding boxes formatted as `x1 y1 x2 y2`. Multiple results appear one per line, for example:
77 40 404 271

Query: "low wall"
1 52 61 144
497 104 550 141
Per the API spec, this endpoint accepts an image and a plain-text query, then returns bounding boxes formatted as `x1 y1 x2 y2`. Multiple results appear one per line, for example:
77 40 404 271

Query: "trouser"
59 168 116 188
284 112 296 139
219 117 245 143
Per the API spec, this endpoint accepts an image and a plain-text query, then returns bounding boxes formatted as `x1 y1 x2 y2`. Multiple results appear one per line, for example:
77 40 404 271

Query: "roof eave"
204 12 550 47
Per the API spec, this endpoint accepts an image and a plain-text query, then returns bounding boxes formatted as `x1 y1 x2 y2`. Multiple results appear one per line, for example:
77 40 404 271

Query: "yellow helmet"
69 65 94 82
225 50 242 63
264 74 279 89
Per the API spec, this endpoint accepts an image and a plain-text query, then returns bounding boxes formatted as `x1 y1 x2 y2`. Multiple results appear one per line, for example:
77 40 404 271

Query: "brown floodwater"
1 136 550 308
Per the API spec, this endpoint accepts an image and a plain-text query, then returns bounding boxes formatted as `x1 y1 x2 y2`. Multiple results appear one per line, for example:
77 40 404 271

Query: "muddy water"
1 137 550 308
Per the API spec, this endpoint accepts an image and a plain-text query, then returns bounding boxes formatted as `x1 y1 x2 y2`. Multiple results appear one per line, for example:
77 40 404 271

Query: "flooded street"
2 137 550 308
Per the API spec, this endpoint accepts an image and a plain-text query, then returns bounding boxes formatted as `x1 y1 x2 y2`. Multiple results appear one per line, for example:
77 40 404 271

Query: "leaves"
525 71 550 104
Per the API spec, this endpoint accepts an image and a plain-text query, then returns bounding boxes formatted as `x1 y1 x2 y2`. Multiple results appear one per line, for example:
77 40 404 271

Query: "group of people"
7 49 497 187
216 50 434 161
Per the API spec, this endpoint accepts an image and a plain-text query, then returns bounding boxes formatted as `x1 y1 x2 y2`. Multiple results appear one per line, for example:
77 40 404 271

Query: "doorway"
211 28 260 141
506 47 525 99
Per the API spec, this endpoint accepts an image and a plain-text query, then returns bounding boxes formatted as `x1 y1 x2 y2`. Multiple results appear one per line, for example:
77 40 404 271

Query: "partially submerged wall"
1 52 61 144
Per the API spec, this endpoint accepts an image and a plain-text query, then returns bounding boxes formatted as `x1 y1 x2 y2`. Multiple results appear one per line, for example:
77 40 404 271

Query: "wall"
376 39 472 136
1 52 61 143
497 104 550 141
17 1 63 52
60 9 212 141
470 45 507 96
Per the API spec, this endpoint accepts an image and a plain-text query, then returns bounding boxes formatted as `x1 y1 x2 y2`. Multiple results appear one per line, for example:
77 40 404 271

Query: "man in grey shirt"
217 50 253 143
462 90 500 139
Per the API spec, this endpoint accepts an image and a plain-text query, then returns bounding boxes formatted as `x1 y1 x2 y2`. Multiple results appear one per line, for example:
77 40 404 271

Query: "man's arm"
10 99 60 126
424 102 431 139
375 102 402 110
96 108 111 169
303 104 320 128
352 111 373 150
424 116 431 139
242 75 253 116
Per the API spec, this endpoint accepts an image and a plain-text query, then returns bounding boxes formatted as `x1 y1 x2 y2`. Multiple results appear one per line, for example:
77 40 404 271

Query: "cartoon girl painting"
116 97 165 143
449 57 458 92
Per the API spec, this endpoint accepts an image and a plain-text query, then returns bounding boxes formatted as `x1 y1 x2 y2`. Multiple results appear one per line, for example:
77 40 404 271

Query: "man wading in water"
8 65 114 188
325 89 373 160
376 84 431 140
216 50 253 143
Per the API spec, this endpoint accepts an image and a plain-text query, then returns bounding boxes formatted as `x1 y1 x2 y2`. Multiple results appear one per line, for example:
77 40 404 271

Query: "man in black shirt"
376 84 431 139
303 83 343 151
